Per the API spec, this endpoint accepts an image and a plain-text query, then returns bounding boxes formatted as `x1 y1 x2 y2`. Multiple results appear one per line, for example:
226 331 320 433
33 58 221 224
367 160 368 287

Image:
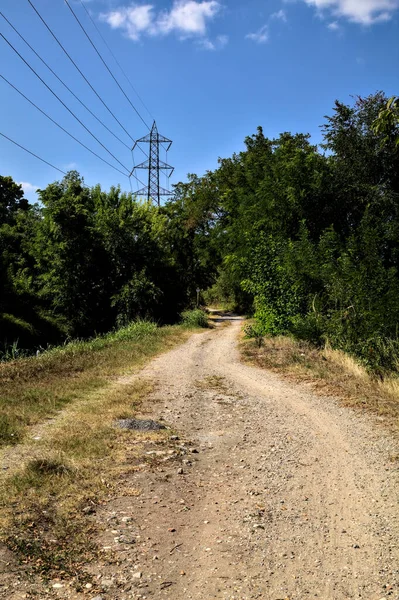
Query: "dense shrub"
180 309 209 328
173 93 399 374
0 173 214 354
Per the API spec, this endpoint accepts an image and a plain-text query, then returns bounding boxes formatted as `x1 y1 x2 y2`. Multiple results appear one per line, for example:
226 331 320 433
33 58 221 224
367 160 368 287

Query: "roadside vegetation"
0 318 200 585
241 334 399 433
0 320 192 447
181 308 209 328
0 173 215 358
1 376 162 586
172 93 399 377
3 92 399 376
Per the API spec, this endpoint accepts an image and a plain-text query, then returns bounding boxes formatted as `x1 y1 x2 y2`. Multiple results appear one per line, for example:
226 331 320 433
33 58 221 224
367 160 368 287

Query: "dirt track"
3 314 399 599
89 314 399 600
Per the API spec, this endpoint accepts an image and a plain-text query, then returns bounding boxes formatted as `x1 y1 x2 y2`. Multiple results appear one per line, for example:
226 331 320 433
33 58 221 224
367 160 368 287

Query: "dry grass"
0 322 188 447
1 379 166 583
241 334 399 431
195 375 229 392
0 322 192 584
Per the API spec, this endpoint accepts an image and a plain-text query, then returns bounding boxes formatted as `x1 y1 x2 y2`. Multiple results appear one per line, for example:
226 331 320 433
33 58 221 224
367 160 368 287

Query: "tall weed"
181 309 209 328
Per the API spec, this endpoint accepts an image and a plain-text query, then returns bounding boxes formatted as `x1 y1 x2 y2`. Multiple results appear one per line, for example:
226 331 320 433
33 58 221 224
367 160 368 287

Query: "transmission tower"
131 121 174 206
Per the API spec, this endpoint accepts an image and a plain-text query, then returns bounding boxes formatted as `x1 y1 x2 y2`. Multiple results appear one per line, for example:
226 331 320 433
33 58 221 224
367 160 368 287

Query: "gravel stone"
116 419 166 431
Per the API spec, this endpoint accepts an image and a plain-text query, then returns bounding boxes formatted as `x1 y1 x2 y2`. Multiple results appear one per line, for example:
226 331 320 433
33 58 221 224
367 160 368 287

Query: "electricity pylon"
131 121 174 206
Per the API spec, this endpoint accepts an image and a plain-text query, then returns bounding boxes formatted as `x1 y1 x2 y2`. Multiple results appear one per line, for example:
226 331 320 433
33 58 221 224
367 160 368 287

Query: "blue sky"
1 0 398 202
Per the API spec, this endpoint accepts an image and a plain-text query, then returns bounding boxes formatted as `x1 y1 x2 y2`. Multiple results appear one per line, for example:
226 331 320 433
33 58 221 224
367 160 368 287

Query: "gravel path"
2 315 399 599
90 315 399 600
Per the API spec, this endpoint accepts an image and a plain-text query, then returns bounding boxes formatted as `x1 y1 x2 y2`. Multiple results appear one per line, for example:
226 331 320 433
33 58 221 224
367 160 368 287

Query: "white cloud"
18 182 38 195
101 1 221 42
217 33 228 46
101 4 154 40
246 24 269 43
247 7 288 43
158 0 220 35
327 20 340 29
302 0 399 25
271 9 287 21
199 33 228 49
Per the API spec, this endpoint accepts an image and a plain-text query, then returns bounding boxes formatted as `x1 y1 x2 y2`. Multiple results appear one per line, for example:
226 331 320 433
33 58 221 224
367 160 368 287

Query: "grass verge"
0 320 195 587
180 308 209 328
1 379 164 586
0 320 187 447
241 334 399 432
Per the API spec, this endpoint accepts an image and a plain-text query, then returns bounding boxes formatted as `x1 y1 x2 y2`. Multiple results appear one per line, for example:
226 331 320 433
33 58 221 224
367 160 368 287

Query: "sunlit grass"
0 320 188 446
0 320 193 582
241 334 399 430
0 379 167 580
180 308 209 328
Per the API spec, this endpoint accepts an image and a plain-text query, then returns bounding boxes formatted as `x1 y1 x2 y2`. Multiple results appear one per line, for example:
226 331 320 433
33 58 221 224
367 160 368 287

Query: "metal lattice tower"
131 121 174 206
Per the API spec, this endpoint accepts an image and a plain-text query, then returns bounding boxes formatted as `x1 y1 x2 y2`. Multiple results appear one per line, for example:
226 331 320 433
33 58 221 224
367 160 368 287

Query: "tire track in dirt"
2 315 398 599
83 315 399 600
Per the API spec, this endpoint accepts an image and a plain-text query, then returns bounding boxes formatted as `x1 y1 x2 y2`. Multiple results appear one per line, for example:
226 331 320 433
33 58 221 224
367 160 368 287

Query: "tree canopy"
2 92 399 374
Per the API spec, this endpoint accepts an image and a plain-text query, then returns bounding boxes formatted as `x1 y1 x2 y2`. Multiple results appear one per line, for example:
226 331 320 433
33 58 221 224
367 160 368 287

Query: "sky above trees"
1 0 398 201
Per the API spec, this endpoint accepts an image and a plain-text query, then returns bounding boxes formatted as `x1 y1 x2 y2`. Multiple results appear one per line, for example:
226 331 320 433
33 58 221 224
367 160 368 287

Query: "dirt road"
2 314 398 599
85 314 399 600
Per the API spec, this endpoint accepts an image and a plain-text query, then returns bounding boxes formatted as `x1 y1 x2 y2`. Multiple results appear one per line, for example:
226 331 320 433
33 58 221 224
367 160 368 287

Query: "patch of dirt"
1 315 398 599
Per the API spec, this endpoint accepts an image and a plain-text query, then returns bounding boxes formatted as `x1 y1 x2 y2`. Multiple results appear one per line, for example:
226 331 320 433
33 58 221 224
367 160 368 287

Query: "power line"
79 0 155 123
0 73 129 178
26 0 136 144
1 129 146 191
0 10 131 151
64 0 150 131
1 32 131 174
0 131 67 175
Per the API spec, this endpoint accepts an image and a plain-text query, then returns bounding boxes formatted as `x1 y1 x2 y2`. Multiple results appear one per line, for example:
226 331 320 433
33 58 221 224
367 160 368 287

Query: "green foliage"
3 92 399 375
243 322 265 347
373 96 399 147
241 234 305 335
203 266 252 311
40 320 160 360
180 309 209 328
172 93 399 375
0 171 211 355
109 319 158 341
0 176 29 224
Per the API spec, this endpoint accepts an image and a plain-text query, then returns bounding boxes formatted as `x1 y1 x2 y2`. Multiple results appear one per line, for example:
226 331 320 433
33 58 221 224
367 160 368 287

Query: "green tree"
373 96 399 146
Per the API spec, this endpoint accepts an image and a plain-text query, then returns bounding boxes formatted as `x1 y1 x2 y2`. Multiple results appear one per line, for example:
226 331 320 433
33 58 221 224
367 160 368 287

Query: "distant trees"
3 92 399 373
0 176 46 351
0 171 209 354
176 93 399 374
